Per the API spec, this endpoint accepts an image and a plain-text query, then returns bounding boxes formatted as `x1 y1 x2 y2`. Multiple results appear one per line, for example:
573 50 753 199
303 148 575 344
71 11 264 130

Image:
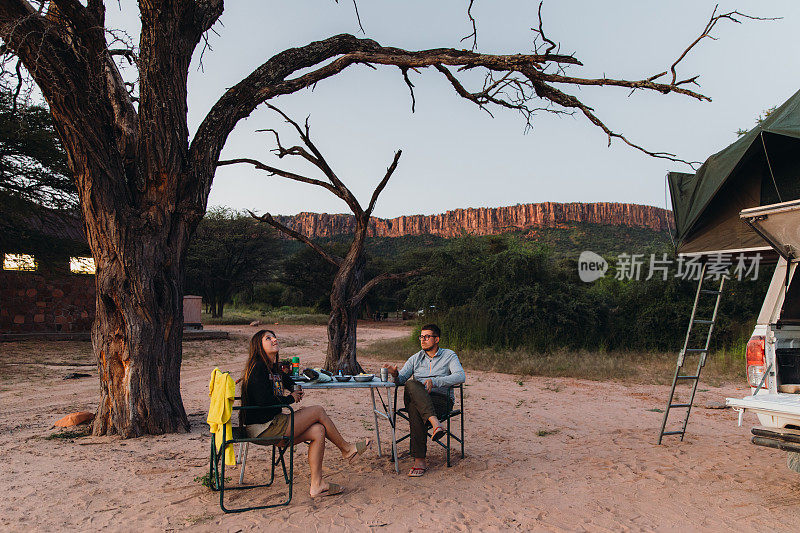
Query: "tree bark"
90 214 191 436
325 252 365 374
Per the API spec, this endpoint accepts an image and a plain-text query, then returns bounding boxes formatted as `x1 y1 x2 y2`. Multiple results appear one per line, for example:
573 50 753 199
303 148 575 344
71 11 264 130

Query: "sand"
2 322 800 532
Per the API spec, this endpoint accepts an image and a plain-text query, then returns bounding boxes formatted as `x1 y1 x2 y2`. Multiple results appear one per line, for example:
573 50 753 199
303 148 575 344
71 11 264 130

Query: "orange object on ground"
54 412 95 427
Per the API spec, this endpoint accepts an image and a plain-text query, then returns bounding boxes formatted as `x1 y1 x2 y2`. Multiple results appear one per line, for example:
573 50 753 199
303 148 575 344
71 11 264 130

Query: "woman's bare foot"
310 480 344 498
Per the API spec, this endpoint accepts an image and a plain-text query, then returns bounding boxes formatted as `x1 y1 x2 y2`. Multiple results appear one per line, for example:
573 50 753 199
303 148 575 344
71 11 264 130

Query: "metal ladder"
657 263 727 444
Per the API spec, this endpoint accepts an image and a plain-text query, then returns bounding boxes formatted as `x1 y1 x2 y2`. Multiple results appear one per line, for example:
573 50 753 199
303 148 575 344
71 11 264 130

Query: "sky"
109 1 800 219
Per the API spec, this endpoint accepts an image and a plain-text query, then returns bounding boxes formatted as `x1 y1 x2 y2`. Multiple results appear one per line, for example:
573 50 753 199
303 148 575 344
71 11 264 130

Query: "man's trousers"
403 379 454 458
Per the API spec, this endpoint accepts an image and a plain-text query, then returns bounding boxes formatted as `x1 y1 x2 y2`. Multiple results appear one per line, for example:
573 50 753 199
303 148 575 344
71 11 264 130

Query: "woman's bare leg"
291 405 357 458
291 422 328 496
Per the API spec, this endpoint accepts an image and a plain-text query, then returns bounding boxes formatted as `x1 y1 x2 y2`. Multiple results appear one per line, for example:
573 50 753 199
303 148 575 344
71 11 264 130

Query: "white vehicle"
726 199 800 472
667 88 800 467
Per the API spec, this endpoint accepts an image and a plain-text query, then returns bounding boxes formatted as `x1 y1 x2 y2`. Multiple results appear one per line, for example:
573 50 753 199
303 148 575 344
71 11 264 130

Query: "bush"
403 234 769 355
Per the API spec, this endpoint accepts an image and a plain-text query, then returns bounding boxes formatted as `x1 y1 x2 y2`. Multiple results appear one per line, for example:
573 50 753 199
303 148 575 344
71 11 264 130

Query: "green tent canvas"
669 88 800 256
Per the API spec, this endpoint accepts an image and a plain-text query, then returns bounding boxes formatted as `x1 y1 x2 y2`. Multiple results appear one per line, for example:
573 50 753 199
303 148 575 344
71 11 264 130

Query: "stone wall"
0 269 95 333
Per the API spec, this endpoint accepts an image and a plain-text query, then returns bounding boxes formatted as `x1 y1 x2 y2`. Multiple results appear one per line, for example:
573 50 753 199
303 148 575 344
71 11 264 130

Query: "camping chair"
394 383 464 466
209 400 294 513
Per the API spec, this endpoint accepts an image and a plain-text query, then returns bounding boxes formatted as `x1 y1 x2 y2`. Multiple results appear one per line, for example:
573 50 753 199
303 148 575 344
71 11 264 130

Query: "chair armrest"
233 404 295 430
222 405 295 446
234 404 295 416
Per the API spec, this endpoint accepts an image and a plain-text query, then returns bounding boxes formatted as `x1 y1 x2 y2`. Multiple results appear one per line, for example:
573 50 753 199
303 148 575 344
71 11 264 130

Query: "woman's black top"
241 357 295 425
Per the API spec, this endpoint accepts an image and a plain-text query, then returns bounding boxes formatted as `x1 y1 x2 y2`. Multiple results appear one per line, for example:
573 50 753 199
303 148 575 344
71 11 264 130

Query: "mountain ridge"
273 201 673 239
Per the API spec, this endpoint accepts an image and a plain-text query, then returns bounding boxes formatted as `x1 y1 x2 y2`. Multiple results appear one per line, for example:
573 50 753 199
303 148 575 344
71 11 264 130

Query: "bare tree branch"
460 0 477 51
665 6 779 85
400 67 416 112
349 269 423 307
528 78 701 167
216 157 344 199
264 103 364 216
365 150 401 216
108 48 137 64
249 210 342 267
188 33 591 205
533 1 558 57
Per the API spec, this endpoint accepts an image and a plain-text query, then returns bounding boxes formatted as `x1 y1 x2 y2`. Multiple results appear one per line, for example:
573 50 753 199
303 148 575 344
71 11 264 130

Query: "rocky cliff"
273 202 673 239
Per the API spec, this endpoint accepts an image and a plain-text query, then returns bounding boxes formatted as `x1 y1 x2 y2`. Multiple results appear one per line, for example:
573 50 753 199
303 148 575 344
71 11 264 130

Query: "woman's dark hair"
241 329 277 402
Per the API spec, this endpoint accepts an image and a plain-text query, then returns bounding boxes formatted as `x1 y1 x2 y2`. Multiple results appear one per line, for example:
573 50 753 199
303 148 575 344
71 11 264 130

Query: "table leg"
390 387 399 474
371 387 382 456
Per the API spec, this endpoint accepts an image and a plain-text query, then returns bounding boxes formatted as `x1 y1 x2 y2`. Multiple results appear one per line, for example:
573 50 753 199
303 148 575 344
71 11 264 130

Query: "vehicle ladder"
657 263 727 444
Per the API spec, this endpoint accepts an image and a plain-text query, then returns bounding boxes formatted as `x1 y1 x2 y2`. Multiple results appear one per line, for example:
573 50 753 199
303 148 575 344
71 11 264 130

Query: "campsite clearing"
2 323 799 531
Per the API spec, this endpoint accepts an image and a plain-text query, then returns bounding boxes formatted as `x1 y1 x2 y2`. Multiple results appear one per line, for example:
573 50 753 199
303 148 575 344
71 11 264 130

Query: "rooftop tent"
668 88 800 257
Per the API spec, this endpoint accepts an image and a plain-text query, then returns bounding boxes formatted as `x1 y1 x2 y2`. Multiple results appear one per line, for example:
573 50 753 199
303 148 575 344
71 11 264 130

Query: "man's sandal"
407 467 426 477
431 426 446 442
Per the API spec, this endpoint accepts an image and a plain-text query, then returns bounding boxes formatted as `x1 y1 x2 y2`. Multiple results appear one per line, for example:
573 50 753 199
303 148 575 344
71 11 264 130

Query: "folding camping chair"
394 383 464 466
209 401 295 513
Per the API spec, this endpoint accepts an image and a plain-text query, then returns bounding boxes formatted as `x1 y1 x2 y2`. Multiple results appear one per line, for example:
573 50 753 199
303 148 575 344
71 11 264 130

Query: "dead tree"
219 106 418 373
0 1 756 436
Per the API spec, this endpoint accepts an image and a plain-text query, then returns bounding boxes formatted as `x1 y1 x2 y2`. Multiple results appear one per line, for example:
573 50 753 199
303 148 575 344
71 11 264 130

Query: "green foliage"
0 90 85 259
0 90 76 209
274 245 339 311
200 305 328 325
736 105 778 137
194 473 230 488
402 233 769 354
185 208 278 317
227 219 766 357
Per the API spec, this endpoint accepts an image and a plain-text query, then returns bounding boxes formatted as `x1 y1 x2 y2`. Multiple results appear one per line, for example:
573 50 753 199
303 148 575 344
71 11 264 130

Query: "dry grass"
358 337 745 386
201 307 328 326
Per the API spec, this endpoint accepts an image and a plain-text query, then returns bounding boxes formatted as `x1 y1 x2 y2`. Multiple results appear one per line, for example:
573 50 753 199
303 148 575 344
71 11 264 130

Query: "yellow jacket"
207 368 236 466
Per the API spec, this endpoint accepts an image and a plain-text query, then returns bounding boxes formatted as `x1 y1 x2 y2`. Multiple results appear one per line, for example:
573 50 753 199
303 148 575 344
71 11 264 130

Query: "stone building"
0 200 95 335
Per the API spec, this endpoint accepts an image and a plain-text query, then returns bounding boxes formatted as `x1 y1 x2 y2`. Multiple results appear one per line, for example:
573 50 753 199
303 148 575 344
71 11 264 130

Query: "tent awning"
669 88 800 257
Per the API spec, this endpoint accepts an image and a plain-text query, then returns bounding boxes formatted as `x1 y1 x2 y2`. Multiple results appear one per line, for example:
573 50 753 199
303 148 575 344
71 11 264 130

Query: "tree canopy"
185 207 277 318
0 88 76 209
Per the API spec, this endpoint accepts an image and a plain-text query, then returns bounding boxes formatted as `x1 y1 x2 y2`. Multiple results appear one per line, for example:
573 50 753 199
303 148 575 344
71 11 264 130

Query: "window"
3 253 37 271
69 256 96 274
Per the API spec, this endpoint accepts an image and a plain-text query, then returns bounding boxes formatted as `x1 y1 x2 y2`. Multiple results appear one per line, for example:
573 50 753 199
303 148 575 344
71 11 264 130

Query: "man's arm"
432 353 466 389
395 355 416 385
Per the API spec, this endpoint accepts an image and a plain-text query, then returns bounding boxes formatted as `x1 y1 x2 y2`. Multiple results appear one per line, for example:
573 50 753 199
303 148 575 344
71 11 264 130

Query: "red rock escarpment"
273 202 673 239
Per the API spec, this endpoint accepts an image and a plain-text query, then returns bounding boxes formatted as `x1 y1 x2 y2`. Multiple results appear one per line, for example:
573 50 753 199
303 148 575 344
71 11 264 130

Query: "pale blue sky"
111 1 800 218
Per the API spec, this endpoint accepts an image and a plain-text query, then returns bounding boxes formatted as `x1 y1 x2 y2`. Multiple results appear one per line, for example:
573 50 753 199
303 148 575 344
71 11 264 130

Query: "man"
384 324 466 477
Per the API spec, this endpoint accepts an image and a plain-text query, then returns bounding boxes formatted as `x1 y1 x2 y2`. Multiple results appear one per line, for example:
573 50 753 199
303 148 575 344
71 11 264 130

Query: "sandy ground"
2 322 800 532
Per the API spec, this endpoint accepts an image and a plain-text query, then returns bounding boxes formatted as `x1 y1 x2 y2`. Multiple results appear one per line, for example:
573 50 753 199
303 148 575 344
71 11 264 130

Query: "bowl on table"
334 375 352 382
353 374 374 382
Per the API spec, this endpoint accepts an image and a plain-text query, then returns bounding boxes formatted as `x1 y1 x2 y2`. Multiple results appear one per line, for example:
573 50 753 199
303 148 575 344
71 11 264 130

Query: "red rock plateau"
273 202 673 239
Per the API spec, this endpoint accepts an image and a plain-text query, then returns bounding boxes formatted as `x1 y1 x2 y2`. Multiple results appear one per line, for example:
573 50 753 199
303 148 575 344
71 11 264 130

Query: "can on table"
291 356 300 376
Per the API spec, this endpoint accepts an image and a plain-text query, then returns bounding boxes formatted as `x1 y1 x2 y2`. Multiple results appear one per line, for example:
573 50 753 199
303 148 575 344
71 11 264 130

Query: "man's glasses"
419 335 438 340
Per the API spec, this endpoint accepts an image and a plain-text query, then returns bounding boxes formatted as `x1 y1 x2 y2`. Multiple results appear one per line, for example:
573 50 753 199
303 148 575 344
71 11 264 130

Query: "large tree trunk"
90 219 191 437
324 255 365 374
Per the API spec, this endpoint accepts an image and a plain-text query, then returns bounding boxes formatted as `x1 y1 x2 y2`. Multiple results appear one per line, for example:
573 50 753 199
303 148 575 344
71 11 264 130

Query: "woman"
240 329 369 498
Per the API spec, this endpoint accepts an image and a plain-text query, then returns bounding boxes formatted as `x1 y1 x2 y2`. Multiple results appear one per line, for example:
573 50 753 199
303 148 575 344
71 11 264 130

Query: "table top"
297 378 397 389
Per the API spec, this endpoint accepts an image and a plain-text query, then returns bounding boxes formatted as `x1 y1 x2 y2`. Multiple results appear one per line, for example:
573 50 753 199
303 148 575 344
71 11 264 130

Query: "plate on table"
334 375 352 382
353 374 374 382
